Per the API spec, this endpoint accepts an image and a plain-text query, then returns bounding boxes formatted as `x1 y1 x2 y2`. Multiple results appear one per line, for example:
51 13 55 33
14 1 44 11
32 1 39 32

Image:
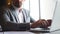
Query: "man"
0 0 51 31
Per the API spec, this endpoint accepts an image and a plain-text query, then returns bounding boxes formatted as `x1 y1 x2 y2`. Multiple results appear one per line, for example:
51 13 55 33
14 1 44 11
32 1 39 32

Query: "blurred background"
22 0 57 21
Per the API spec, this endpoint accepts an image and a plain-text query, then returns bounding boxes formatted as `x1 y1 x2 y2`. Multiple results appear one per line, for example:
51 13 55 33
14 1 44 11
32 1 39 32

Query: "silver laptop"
30 1 60 33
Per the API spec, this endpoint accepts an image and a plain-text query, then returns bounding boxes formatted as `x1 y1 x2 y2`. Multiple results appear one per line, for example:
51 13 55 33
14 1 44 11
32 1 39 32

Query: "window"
40 0 56 20
22 0 40 21
22 0 56 20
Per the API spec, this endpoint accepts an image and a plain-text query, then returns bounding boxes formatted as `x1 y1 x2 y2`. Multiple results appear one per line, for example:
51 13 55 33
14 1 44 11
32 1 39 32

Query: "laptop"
30 1 60 33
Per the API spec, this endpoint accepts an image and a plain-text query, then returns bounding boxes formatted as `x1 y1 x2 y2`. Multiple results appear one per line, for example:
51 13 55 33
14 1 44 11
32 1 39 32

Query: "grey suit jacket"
0 6 34 31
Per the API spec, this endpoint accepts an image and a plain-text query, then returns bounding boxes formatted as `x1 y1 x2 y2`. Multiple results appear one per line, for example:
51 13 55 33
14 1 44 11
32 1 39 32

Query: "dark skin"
31 19 52 28
12 0 52 28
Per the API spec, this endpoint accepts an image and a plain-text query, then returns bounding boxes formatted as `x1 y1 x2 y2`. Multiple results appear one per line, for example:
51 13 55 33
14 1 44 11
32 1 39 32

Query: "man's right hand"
31 19 52 28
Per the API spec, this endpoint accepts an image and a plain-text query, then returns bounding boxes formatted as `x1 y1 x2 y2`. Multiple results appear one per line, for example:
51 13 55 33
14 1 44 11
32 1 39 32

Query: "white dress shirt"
18 11 24 23
15 9 24 23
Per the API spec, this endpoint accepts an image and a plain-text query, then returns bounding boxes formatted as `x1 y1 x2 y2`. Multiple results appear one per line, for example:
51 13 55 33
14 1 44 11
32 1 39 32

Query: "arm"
0 10 30 31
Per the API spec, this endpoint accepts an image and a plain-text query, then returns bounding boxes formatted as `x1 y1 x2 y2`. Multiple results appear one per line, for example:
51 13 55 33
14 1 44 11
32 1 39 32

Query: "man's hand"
31 19 52 28
47 19 52 26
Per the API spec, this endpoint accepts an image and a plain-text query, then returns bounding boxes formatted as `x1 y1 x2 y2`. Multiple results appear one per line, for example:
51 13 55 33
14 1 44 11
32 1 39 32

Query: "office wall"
40 0 56 20
23 0 57 20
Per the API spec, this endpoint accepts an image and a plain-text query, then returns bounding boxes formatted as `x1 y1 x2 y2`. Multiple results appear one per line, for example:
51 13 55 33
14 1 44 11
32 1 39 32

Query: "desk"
0 31 35 34
0 30 60 34
0 32 3 34
0 31 49 34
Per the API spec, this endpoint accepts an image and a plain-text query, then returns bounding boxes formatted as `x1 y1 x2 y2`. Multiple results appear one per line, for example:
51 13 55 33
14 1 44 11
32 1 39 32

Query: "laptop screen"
50 1 60 31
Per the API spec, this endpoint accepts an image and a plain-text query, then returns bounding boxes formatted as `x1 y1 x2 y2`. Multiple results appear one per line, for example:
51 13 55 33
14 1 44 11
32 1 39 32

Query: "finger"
45 20 49 26
41 19 48 25
40 21 47 28
47 19 52 26
42 21 48 27
43 21 47 26
37 20 46 26
43 21 50 27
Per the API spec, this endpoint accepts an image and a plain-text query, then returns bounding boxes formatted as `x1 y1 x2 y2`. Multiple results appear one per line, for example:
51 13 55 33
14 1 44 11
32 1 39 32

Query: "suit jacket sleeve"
0 9 30 31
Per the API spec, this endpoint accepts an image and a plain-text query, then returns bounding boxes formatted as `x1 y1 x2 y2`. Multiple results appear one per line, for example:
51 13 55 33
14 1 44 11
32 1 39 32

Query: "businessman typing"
0 0 51 31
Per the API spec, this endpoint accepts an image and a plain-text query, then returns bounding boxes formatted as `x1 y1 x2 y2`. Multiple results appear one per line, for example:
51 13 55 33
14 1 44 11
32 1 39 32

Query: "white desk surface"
0 30 60 34
0 31 35 34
